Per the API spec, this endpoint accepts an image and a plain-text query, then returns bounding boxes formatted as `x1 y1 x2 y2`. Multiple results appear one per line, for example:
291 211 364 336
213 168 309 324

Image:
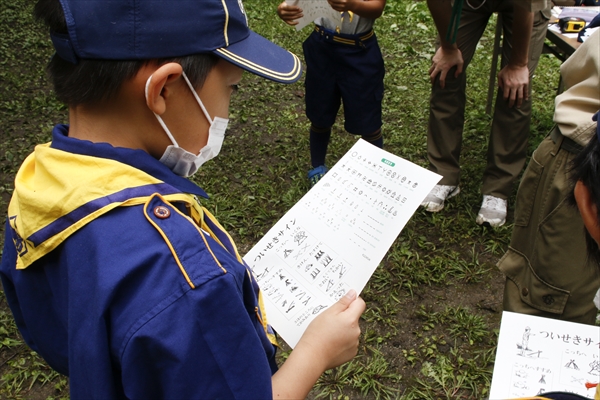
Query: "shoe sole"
422 186 460 213
475 215 506 228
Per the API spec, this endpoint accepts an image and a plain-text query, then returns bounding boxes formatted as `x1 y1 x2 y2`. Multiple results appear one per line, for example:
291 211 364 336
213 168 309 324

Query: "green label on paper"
381 158 395 167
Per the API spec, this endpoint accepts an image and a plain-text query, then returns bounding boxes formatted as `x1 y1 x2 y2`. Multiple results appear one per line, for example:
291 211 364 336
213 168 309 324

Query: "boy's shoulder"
66 193 246 289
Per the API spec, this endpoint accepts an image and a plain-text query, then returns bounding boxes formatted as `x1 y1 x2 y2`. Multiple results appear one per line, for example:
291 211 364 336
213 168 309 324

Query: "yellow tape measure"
559 17 586 33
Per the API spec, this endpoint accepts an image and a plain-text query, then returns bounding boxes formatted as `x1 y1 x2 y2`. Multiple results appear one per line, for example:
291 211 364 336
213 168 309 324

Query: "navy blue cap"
49 0 302 84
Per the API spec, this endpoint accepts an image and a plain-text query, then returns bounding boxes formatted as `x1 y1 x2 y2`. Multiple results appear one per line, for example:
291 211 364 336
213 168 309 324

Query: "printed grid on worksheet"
249 149 423 325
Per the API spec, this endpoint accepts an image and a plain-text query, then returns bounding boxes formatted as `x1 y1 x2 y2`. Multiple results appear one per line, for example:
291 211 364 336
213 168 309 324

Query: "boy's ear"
145 62 184 115
574 180 600 245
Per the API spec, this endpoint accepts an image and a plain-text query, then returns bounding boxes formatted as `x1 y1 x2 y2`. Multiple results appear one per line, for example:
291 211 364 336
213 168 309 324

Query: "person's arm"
277 1 304 26
426 0 464 88
326 0 386 20
497 5 534 108
123 277 364 399
272 290 366 399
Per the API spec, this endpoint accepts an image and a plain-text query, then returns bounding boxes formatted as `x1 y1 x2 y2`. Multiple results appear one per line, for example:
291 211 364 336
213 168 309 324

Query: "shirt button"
521 288 529 297
154 206 171 219
543 295 555 305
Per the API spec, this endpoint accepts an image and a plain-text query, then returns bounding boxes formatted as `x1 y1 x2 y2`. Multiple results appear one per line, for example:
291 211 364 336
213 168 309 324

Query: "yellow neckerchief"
6 143 277 345
336 11 354 33
7 144 192 270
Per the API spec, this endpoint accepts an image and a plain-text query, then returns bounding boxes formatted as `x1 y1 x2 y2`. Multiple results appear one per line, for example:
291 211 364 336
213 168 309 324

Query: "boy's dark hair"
35 0 219 106
569 131 600 266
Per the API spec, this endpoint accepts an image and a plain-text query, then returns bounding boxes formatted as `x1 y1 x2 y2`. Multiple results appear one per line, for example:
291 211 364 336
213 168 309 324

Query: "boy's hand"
296 289 365 370
327 0 356 12
497 63 529 108
429 46 464 89
271 290 365 398
328 0 386 19
277 1 303 26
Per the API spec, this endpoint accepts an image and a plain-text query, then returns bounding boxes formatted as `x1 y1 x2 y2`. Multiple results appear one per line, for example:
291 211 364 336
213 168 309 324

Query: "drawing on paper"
490 312 600 399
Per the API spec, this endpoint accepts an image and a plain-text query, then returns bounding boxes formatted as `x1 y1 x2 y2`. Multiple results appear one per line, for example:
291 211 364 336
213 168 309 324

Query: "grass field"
0 0 566 398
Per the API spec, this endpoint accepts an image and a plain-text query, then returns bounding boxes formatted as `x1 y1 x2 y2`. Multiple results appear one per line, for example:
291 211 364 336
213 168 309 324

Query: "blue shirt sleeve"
119 271 274 399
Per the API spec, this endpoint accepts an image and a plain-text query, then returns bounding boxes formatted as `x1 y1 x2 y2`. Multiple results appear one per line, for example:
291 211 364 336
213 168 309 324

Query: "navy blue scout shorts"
302 26 385 135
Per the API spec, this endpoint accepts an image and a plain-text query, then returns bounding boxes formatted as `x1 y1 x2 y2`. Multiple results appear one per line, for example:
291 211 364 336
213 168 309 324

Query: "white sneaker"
476 195 507 227
420 185 460 212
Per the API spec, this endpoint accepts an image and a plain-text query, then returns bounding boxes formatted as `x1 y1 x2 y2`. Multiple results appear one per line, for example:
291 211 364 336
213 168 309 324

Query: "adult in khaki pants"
498 30 600 325
422 0 550 227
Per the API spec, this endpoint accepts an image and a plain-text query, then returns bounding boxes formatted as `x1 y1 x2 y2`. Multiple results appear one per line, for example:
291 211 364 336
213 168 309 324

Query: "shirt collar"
49 124 208 198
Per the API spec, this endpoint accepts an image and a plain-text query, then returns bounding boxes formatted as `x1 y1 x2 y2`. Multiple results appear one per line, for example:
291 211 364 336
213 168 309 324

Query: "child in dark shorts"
277 0 386 186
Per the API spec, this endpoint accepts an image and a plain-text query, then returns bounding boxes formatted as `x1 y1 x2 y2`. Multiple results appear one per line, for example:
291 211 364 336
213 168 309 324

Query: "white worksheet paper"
243 139 441 348
285 0 342 31
556 6 600 22
490 311 600 399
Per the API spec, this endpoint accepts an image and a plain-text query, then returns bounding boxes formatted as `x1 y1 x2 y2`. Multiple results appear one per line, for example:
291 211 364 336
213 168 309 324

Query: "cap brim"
213 31 302 84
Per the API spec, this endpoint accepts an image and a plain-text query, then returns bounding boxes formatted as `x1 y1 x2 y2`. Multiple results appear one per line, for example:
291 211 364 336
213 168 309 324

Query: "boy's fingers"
336 289 357 308
327 289 358 313
324 290 364 319
282 6 301 12
347 296 366 317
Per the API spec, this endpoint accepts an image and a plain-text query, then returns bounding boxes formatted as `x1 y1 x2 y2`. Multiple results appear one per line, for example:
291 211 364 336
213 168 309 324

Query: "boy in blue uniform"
0 0 366 398
277 0 387 186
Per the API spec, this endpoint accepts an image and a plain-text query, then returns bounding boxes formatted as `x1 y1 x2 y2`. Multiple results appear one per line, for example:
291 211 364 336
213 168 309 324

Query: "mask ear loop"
145 74 181 147
180 71 214 125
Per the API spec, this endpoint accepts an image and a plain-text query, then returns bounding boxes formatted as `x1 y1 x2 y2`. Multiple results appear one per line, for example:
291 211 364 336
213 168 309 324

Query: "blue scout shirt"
0 125 277 399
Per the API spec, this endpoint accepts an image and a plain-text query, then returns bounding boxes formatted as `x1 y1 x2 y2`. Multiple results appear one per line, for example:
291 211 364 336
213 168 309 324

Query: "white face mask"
145 71 229 177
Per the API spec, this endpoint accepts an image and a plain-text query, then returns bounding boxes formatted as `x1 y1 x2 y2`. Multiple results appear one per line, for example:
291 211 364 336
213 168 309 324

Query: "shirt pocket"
498 248 569 315
514 153 544 227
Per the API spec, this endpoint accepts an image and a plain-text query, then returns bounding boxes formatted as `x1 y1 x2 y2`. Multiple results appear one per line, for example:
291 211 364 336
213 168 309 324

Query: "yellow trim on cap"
215 48 301 82
221 0 229 46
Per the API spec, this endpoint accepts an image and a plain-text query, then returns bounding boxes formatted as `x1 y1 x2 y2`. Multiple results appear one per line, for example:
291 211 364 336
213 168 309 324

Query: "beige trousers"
427 0 550 198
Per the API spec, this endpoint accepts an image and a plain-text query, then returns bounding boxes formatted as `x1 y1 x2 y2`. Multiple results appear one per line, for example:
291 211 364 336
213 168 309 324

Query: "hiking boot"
308 165 328 187
420 184 460 212
476 195 507 227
